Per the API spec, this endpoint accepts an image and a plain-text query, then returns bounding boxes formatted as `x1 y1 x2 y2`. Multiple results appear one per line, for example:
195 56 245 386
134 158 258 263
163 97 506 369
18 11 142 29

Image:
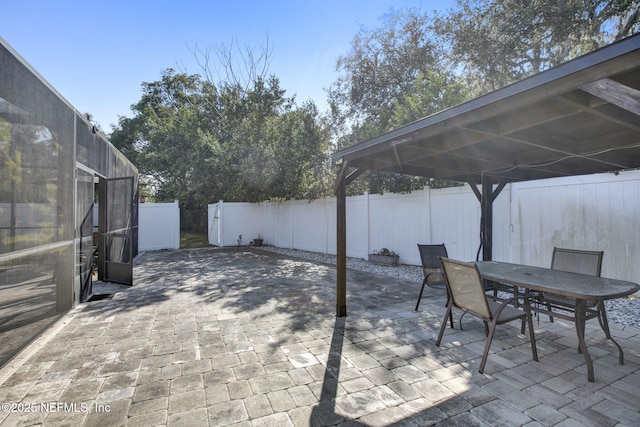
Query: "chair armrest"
488 298 529 323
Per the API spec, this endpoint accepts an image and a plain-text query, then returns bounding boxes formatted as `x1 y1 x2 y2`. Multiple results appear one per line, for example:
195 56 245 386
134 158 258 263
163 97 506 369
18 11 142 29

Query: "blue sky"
1 0 453 130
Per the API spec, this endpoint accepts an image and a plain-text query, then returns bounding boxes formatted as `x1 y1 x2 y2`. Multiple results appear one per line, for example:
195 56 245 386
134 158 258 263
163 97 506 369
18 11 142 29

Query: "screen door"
98 176 134 285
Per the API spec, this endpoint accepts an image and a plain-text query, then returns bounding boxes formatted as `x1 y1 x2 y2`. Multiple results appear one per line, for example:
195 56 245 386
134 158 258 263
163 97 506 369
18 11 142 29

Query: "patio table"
476 261 640 382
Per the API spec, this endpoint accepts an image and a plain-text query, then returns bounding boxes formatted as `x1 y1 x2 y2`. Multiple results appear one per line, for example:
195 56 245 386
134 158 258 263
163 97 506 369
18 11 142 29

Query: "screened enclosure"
0 38 138 367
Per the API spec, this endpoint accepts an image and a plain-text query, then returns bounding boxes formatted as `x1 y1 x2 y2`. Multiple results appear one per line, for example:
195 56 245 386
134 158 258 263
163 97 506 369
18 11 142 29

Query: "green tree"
390 70 470 128
205 76 330 202
329 8 444 137
436 0 640 92
110 66 331 214
327 8 472 194
111 70 214 211
267 101 332 201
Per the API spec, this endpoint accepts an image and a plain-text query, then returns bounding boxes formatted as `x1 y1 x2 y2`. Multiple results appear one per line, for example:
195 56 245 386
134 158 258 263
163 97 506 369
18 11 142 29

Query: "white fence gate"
139 201 180 251
208 170 640 284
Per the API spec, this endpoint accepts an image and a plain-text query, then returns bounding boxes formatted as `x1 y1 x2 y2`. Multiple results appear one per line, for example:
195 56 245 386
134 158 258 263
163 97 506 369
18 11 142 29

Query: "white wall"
207 170 640 285
139 201 180 251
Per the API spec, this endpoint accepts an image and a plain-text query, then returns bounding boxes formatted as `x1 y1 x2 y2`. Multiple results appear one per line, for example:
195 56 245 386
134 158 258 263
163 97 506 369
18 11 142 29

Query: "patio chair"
539 247 604 324
416 244 454 328
436 257 538 374
415 244 449 309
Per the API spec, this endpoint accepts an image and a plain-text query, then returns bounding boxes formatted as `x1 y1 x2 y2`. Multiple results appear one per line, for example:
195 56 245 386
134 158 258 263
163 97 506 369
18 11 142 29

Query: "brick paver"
1 247 639 426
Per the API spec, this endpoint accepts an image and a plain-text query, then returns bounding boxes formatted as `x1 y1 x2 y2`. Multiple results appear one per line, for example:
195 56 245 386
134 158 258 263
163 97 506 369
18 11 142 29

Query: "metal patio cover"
332 34 640 185
331 34 640 318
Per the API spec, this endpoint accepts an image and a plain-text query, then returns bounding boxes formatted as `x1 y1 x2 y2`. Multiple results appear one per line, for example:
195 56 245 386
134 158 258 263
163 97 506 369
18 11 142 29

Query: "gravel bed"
256 246 640 329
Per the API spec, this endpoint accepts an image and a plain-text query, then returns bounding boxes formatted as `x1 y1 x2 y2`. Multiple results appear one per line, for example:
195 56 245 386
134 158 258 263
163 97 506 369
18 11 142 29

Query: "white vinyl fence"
208 170 640 285
208 188 481 266
139 201 180 251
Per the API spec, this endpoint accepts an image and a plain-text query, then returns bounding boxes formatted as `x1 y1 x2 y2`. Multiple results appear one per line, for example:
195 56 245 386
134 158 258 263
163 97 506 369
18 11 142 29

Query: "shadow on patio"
1 247 639 426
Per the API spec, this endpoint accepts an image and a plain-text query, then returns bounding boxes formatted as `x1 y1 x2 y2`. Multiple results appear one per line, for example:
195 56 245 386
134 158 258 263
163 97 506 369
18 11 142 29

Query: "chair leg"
415 279 427 311
521 290 529 334
547 301 554 323
526 313 539 362
447 302 462 329
445 293 454 328
479 318 498 374
436 303 454 347
459 311 468 330
417 280 453 329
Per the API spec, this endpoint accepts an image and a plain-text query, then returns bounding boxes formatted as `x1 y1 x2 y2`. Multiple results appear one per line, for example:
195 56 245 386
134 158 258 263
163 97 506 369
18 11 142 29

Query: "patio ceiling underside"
333 35 640 184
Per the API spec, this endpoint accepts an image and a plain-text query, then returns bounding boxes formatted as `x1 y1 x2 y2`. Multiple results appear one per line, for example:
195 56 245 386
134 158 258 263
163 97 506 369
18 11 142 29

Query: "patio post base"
336 304 347 317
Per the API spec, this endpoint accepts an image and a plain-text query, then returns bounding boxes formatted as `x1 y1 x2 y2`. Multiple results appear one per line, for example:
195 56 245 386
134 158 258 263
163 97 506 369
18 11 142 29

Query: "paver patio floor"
1 247 639 426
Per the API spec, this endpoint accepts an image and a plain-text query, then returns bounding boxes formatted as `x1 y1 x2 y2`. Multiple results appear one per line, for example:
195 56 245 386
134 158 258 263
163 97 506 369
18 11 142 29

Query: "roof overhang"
332 34 640 184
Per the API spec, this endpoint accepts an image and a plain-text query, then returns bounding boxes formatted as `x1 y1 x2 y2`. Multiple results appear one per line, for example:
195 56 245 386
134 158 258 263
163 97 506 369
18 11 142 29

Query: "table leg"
596 301 624 364
574 299 594 382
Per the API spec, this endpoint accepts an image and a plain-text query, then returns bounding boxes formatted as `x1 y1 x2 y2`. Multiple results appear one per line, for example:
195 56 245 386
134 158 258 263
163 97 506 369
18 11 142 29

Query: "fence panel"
222 203 263 247
276 202 293 249
208 203 221 246
511 171 640 282
369 191 428 266
206 170 640 285
491 186 513 263
264 202 280 247
292 199 329 253
139 201 180 251
326 198 337 255
430 186 482 261
346 195 369 259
